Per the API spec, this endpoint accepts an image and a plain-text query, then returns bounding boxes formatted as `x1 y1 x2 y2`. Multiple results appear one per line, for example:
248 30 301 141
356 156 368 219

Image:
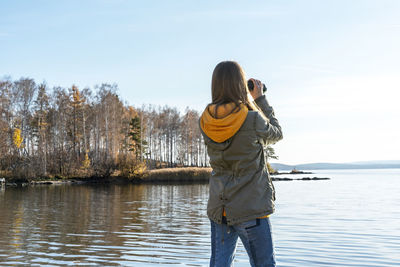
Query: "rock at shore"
272 177 330 181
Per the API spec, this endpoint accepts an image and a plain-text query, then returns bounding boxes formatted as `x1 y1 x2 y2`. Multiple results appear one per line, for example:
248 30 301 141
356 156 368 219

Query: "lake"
0 169 399 266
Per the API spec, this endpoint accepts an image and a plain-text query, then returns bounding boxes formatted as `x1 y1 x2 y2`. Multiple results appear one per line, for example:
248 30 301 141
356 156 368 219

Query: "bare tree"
1 76 211 180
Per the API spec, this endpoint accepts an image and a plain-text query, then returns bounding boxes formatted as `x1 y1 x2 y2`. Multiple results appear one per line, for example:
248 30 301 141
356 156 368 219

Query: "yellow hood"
200 103 248 143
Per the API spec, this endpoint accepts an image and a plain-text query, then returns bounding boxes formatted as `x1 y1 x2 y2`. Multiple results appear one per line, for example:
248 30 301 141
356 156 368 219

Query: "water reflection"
1 169 400 266
0 184 211 266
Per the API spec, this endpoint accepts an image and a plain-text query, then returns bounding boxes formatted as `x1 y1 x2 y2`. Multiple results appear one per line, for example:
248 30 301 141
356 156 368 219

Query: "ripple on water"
1 172 400 266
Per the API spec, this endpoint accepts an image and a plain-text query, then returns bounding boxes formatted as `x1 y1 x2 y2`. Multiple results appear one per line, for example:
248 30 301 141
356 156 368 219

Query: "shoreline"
1 167 330 187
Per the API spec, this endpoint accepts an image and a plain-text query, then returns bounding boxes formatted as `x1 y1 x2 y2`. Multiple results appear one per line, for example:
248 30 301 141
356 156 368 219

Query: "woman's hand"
249 78 263 100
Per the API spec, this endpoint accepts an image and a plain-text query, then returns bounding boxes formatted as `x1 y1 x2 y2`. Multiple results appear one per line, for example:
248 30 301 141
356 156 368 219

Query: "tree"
265 145 278 174
179 108 201 166
2 76 217 180
265 146 278 160
128 116 147 161
69 85 85 161
0 79 12 162
13 78 36 156
82 151 91 169
13 128 23 149
32 82 50 175
50 87 70 175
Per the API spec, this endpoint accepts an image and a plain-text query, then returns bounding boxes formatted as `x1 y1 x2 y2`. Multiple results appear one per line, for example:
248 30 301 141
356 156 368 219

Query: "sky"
1 0 399 165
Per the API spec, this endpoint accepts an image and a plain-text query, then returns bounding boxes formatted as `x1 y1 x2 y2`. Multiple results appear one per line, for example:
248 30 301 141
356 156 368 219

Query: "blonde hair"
210 61 264 118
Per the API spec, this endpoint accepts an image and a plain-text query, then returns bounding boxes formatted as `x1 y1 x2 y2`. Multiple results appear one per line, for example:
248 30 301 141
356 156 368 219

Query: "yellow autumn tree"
82 151 91 169
71 85 85 160
13 128 24 149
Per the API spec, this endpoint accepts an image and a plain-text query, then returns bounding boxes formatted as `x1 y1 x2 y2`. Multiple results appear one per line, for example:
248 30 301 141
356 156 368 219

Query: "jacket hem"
208 209 274 226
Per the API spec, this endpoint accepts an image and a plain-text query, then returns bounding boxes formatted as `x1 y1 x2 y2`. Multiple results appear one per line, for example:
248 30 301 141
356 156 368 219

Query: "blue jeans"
210 217 276 267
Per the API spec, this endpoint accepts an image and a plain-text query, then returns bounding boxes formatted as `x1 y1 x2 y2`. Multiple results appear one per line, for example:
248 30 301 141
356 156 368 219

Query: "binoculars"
248 80 267 93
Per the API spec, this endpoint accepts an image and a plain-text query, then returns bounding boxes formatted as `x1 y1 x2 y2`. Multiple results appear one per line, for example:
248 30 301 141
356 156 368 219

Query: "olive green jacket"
200 95 283 225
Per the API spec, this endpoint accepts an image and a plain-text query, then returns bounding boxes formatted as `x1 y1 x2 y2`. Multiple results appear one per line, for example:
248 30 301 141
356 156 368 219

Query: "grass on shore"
140 167 212 183
1 167 213 185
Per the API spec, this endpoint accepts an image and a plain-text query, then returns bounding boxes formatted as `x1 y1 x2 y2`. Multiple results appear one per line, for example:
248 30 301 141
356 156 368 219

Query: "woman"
199 61 283 267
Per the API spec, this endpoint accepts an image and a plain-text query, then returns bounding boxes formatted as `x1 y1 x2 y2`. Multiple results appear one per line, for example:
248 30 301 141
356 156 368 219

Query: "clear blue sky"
1 0 399 164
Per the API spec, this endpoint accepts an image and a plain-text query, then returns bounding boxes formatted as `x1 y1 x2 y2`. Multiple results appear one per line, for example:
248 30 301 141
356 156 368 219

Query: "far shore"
1 167 330 187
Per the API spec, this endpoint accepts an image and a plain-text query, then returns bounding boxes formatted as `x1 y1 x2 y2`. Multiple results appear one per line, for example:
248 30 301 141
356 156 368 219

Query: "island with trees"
0 77 212 184
0 77 329 186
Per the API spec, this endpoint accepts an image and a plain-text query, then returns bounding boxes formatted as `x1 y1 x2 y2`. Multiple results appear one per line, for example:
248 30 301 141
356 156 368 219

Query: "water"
0 169 399 266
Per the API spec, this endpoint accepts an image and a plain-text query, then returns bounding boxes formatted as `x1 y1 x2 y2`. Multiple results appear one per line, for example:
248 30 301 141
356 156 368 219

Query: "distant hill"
270 160 400 171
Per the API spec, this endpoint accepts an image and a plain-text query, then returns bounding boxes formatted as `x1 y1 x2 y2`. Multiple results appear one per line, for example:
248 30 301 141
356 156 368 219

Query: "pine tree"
266 145 278 174
128 116 147 161
266 145 278 160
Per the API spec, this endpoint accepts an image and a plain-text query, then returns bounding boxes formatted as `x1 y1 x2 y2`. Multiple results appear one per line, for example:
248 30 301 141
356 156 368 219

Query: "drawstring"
221 216 231 244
